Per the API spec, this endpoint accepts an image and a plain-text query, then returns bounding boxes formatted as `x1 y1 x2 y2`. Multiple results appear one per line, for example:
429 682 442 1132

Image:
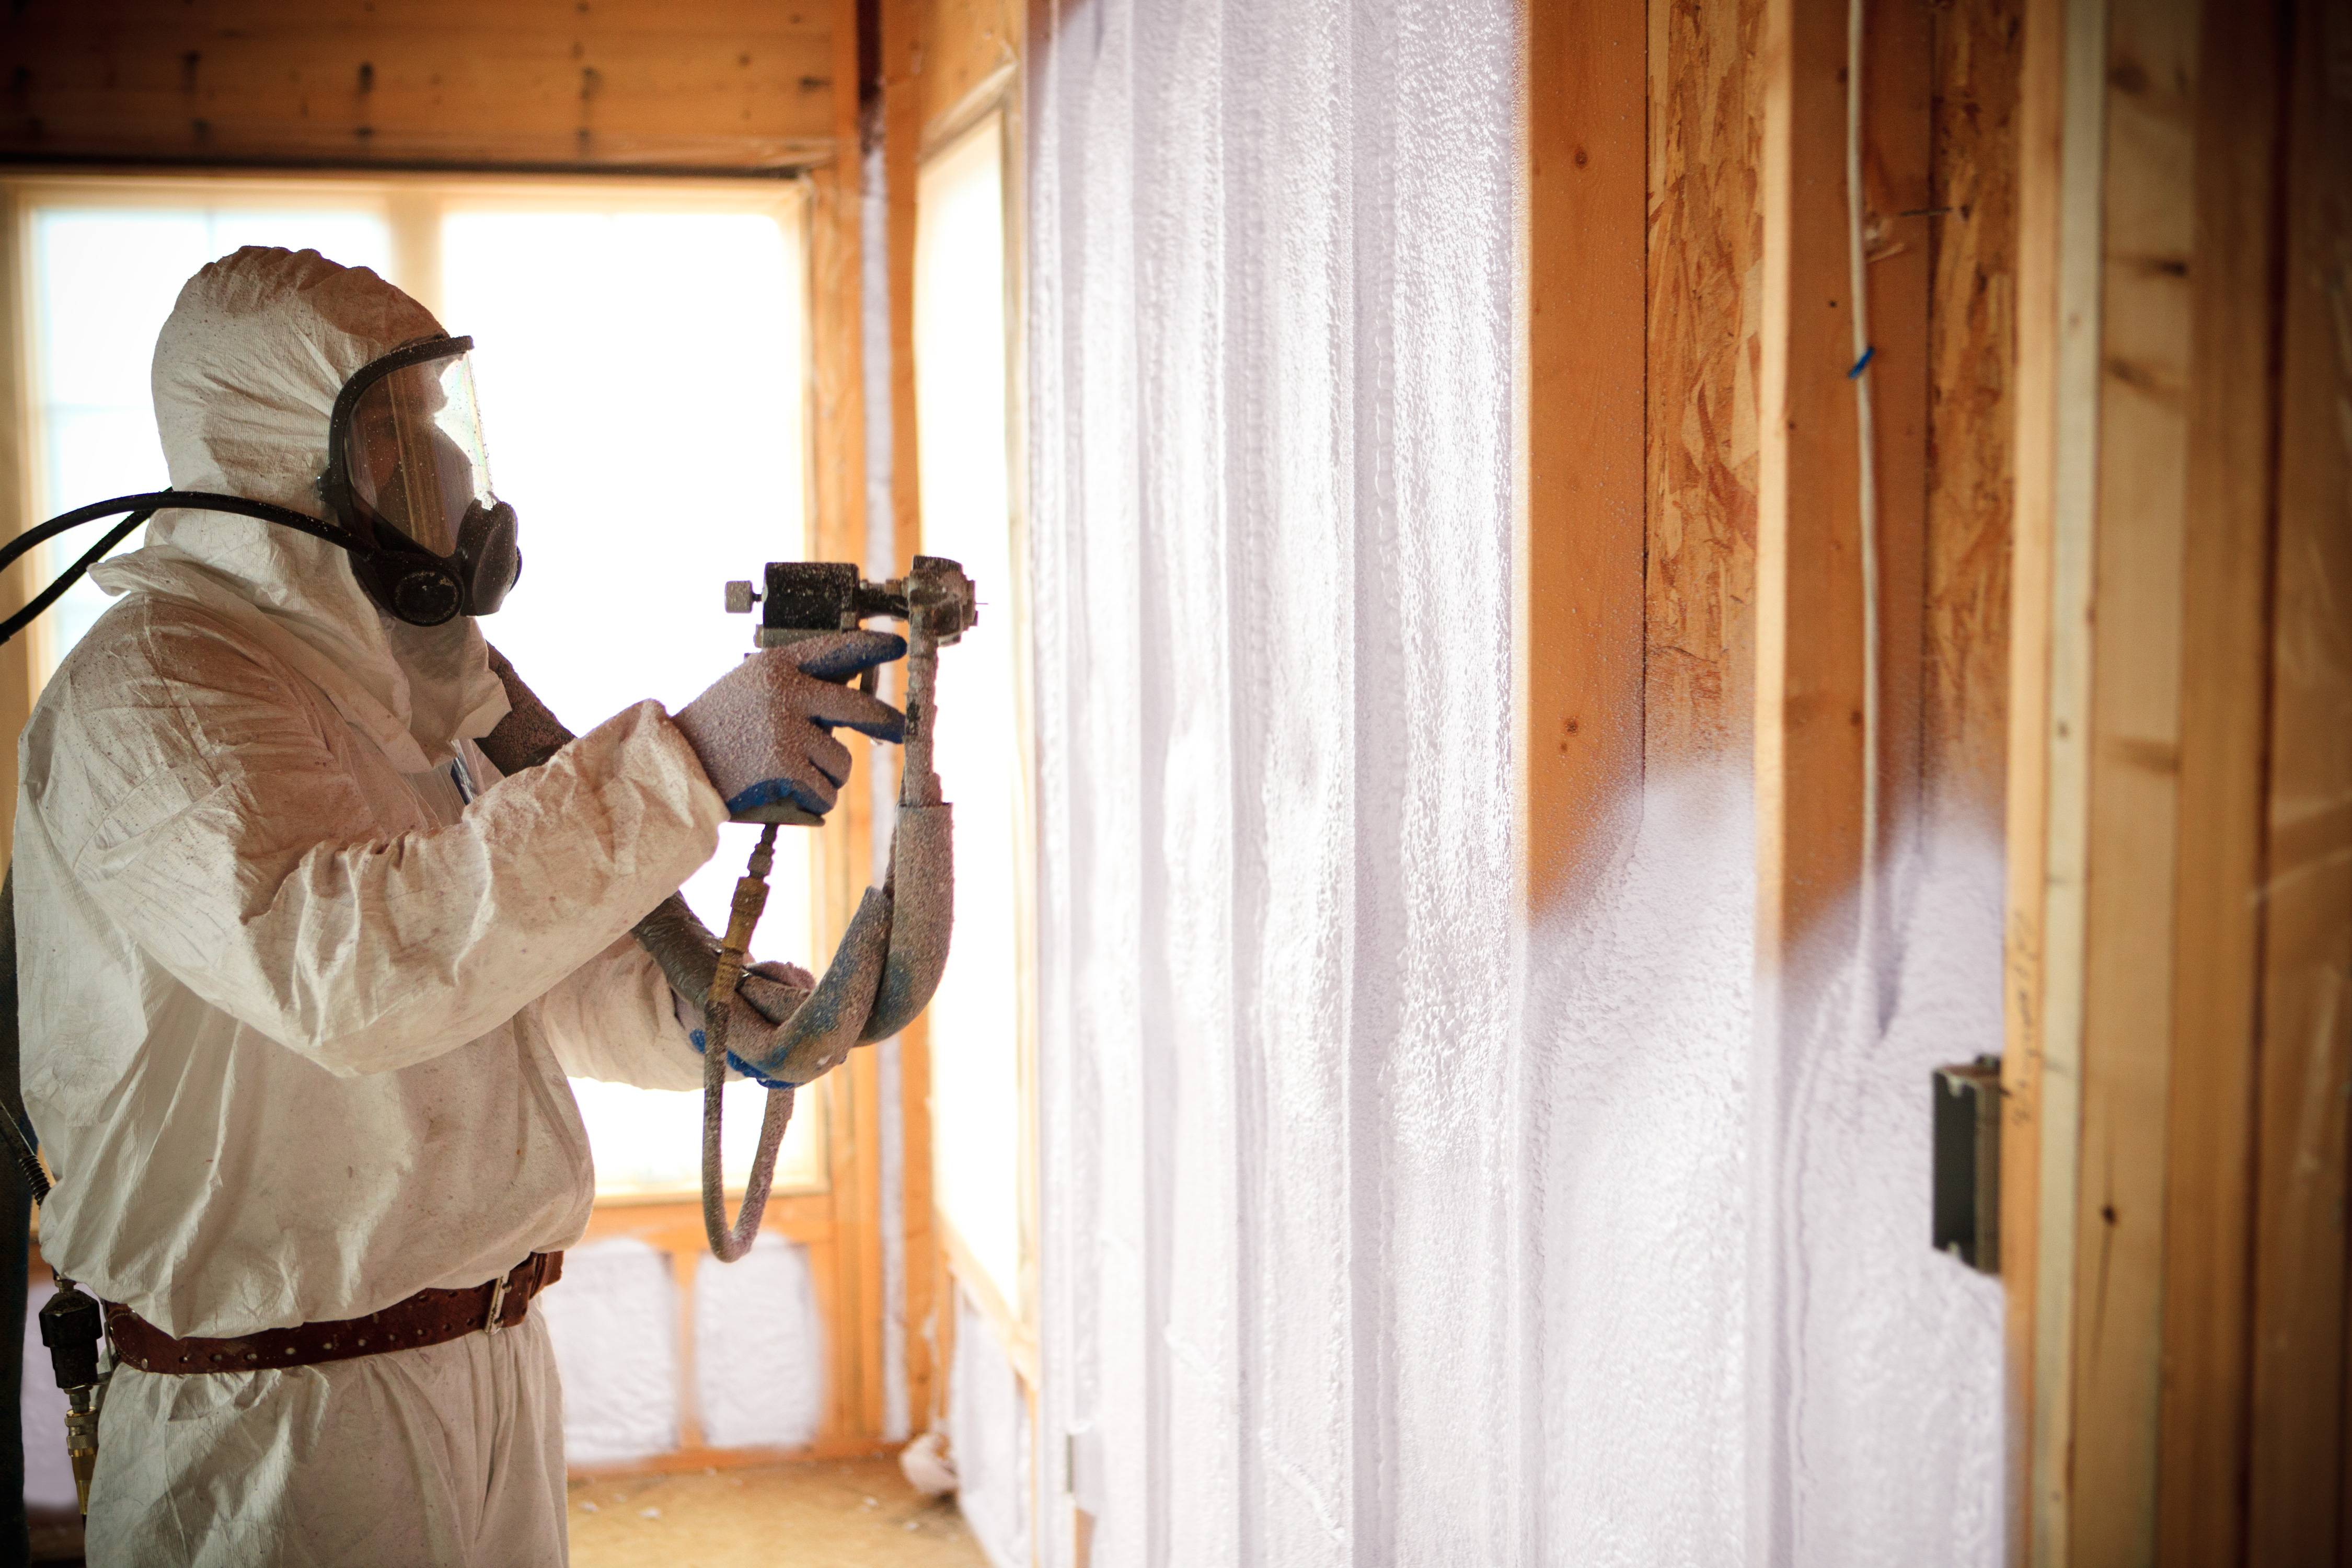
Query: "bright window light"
915 113 1028 1312
440 196 824 1198
25 200 394 675
13 184 826 1201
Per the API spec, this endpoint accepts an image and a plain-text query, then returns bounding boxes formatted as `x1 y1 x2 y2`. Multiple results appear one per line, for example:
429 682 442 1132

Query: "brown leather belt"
103 1252 563 1375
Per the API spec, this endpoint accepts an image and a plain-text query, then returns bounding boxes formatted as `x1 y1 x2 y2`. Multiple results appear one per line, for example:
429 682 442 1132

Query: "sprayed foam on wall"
1028 0 1520 1559
950 1285 1033 1568
694 1233 825 1450
1016 0 2008 1561
540 1234 825 1466
1523 770 1756 1566
1524 777 2006 1567
1768 820 2007 1564
541 1239 682 1465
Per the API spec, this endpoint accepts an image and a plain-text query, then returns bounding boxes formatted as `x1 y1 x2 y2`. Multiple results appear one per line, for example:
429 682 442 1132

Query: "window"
915 111 1031 1318
434 192 821 1201
24 195 395 671
10 177 822 1201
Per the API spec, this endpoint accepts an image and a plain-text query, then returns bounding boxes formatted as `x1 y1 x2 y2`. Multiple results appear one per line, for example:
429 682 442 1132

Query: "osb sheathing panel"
1645 0 2014 805
0 0 836 170
1924 0 2021 823
1646 0 1763 765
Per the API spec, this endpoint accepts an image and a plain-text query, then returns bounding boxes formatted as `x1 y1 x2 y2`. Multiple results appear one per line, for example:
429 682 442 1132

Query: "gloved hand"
670 630 908 820
679 959 819 1089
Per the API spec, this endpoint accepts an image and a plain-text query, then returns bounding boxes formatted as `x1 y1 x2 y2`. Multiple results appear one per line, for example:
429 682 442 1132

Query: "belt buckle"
484 1274 509 1335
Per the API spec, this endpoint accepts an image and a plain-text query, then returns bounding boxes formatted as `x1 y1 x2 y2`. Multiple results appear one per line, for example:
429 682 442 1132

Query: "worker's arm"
24 604 725 1077
470 644 831 1089
527 931 812 1091
528 932 708 1090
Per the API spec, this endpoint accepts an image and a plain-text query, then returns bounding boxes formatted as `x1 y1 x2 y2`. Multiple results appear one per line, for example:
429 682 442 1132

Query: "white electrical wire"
1846 0 1883 1005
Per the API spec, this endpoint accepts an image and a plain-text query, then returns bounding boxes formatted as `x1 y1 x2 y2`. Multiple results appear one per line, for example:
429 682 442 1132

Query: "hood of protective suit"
90 246 509 771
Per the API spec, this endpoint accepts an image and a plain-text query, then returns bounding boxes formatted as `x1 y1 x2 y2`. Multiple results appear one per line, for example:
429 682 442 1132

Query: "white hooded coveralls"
13 248 731 1564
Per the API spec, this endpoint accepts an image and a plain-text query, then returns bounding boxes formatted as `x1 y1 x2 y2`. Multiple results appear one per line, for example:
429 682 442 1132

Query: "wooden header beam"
0 0 837 172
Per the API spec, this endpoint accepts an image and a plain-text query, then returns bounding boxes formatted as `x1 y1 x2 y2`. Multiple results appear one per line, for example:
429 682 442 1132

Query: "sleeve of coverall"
457 733 744 1093
528 932 713 1091
37 610 728 1077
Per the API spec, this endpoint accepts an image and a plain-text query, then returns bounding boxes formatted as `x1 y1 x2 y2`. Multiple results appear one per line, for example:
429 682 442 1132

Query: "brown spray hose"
698 600 943 1259
698 824 796 1261
482 556 971 1263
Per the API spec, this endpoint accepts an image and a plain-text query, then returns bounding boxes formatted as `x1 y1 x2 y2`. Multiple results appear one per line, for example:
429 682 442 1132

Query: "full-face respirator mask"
0 334 522 645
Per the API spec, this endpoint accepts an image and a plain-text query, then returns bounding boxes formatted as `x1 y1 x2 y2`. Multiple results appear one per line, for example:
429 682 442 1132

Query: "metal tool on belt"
0 1098 107 1518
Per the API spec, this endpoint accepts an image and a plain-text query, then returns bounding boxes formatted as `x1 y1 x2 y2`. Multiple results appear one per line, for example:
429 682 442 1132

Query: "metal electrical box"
1932 1056 2002 1274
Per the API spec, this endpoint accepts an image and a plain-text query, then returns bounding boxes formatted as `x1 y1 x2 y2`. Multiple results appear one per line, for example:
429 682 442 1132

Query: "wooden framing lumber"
2015 0 2110 1551
2154 0 2285 1556
2004 0 2341 1555
0 1 836 172
1751 0 1929 1554
2247 0 2352 1553
2000 0 2068 1550
1754 0 1930 984
2063 0 2199 1550
1519 0 1647 914
916 0 1021 151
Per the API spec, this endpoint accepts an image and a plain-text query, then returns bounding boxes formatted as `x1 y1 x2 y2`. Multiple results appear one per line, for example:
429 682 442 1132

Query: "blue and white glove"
679 959 815 1088
670 631 907 821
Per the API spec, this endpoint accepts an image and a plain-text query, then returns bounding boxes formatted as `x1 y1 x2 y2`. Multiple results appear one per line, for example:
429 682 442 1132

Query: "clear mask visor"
342 352 494 556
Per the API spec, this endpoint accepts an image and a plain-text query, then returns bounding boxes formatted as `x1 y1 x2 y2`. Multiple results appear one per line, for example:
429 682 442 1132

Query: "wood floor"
568 1457 990 1568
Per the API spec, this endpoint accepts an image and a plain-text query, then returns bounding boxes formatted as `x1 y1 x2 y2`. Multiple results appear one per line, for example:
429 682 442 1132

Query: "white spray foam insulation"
950 1285 1034 1568
1029 0 1518 1560
1022 0 2006 1561
540 1235 827 1465
1761 825 2007 1564
539 1238 681 1465
1523 771 1757 1565
693 1232 825 1449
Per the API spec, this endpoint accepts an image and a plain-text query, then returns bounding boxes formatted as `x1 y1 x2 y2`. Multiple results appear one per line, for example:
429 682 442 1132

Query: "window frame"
912 89 1041 1392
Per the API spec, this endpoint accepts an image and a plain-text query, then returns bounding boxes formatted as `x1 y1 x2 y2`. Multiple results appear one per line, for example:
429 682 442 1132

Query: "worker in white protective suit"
10 246 905 1565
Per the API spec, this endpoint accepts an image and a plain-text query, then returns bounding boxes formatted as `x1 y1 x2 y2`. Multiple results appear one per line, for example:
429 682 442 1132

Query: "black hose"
0 491 361 653
0 512 150 653
0 491 347 577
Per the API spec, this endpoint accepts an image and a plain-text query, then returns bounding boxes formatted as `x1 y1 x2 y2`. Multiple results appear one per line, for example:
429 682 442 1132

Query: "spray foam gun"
472 559 975 1262
696 557 975 1260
